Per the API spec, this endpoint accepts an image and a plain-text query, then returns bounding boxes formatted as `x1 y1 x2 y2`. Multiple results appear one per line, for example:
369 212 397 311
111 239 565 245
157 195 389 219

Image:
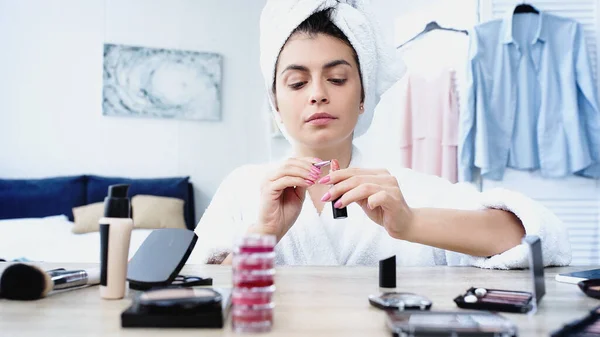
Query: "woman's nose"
309 84 329 104
311 96 329 104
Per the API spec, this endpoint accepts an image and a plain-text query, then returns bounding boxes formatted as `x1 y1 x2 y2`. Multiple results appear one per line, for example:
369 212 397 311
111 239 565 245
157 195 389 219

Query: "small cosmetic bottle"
330 159 348 219
99 184 134 300
369 255 432 311
379 255 397 293
314 160 347 219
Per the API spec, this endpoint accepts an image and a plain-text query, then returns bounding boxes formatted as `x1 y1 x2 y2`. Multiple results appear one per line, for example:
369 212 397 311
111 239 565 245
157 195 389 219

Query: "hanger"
513 2 539 14
397 21 468 49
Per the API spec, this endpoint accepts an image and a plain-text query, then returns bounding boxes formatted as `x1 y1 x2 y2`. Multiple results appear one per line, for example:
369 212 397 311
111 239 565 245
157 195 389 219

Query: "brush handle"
50 270 88 290
48 268 101 290
86 268 100 285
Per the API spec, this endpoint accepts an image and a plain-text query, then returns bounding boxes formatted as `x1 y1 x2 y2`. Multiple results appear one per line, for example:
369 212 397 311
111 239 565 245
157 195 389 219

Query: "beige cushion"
72 202 104 234
71 195 187 234
131 195 187 230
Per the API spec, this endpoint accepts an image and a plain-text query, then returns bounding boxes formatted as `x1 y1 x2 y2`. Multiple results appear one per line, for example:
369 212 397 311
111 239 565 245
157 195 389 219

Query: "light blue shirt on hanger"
459 7 600 181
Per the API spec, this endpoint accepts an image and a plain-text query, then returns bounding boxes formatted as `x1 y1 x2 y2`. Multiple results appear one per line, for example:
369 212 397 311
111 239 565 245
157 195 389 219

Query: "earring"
359 104 364 110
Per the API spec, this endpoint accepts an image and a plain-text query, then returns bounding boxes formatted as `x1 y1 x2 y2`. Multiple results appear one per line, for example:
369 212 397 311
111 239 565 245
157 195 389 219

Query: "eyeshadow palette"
454 287 534 313
552 306 600 336
454 235 545 314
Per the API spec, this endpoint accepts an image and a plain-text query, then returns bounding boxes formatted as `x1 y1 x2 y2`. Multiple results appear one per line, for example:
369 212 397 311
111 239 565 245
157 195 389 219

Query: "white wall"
0 0 270 221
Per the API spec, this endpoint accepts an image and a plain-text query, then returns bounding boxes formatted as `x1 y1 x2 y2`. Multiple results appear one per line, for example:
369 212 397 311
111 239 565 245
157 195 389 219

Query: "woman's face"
274 32 363 148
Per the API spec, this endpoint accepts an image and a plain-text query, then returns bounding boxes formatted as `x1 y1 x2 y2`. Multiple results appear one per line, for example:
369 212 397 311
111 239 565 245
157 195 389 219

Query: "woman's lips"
306 117 336 125
306 112 337 126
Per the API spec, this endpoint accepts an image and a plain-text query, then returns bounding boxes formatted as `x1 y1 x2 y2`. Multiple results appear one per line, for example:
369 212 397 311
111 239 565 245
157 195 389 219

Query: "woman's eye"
288 82 306 89
329 78 347 85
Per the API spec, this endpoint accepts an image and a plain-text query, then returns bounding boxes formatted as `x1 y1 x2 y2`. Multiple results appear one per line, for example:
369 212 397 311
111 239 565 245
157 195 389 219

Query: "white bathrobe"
191 147 572 269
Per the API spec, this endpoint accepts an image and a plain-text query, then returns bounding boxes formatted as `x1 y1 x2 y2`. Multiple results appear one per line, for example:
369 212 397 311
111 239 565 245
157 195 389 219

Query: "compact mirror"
368 292 432 311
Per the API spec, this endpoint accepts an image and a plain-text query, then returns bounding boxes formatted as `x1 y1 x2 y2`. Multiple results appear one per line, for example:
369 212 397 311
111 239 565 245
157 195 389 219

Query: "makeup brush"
0 263 100 300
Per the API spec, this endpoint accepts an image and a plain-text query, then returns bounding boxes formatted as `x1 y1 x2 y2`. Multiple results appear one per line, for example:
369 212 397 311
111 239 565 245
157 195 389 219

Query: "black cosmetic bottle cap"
379 255 396 289
103 184 131 218
332 197 348 219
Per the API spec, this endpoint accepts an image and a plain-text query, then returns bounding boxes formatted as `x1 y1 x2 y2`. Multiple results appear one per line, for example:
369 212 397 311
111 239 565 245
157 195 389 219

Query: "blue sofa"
0 175 196 230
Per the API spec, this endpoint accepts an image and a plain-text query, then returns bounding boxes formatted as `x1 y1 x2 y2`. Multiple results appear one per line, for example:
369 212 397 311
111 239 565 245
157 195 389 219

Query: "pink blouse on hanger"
398 69 459 183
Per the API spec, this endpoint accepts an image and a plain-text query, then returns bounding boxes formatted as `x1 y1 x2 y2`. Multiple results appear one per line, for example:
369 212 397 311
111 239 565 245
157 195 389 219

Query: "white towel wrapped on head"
259 0 405 141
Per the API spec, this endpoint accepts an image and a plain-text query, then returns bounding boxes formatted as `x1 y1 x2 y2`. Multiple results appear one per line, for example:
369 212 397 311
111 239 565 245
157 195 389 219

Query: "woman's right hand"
253 157 323 242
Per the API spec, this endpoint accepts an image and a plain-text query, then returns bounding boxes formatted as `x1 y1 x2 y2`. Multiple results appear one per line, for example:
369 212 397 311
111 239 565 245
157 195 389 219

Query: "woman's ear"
359 102 364 115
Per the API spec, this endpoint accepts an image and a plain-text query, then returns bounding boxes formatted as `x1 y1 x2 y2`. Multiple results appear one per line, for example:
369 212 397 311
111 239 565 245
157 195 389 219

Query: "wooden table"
0 264 597 336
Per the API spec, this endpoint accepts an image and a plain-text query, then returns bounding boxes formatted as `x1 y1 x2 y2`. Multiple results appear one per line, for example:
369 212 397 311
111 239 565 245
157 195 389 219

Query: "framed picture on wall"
102 43 222 121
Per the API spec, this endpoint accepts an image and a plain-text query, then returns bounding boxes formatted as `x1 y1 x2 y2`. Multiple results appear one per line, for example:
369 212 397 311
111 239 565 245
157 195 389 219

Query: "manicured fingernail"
331 159 339 171
334 200 343 208
318 176 330 184
309 172 319 180
311 167 321 175
321 192 331 202
304 179 314 185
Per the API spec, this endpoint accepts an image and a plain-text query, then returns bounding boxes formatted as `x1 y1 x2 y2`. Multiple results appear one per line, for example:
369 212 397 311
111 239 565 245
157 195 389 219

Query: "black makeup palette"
579 279 600 300
121 287 232 328
454 235 546 314
454 287 534 313
386 310 518 337
552 306 600 337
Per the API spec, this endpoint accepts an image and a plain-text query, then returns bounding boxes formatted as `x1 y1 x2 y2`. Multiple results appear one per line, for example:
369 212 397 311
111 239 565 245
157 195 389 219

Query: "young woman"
191 1 571 268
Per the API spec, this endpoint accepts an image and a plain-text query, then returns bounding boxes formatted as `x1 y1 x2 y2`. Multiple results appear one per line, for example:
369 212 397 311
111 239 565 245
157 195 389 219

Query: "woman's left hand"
319 167 414 239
